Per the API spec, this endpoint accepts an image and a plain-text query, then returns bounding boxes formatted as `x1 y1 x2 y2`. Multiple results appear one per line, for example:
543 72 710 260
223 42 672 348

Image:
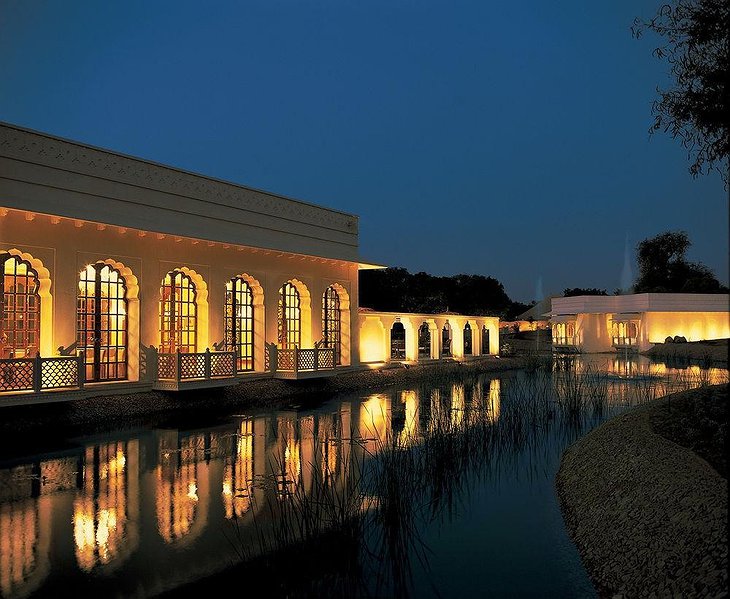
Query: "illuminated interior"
322 286 342 365
225 277 254 371
1 253 40 358
77 263 128 381
552 321 576 346
160 270 197 354
278 282 301 350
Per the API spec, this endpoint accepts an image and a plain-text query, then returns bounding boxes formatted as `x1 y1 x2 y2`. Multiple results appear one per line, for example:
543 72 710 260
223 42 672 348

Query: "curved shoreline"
556 387 728 598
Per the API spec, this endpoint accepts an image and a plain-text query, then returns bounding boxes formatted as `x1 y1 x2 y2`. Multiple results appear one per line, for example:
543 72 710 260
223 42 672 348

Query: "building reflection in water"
487 379 501 422
223 418 254 519
156 433 211 544
359 394 390 454
0 498 39 598
73 440 139 572
397 390 419 446
451 384 465 427
275 416 302 498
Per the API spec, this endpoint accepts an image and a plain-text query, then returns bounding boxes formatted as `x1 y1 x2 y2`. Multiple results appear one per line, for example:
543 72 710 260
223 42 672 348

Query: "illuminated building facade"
0 123 502 406
0 122 366 404
358 310 499 364
549 293 730 353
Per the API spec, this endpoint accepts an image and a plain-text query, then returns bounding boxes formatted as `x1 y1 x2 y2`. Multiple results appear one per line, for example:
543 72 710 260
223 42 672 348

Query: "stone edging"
556 389 728 598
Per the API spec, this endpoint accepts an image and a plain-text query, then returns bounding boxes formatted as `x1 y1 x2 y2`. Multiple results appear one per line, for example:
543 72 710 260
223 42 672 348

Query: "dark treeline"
359 267 525 318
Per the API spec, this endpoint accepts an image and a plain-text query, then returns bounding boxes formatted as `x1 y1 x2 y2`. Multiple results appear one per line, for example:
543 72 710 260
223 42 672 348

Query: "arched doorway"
442 322 452 357
418 322 431 359
225 277 254 371
463 323 472 356
391 322 406 360
278 282 301 349
322 286 341 364
160 270 197 353
77 263 128 381
481 325 490 354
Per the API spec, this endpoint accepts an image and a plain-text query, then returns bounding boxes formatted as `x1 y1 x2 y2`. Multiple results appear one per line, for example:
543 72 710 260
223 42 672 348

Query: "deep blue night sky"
1 0 726 302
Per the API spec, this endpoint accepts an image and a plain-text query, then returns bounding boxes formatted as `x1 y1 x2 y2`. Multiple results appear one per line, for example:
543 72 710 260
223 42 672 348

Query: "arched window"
160 270 197 354
391 322 406 360
418 323 431 359
628 322 638 339
278 282 300 349
322 286 341 364
463 323 472 355
1 252 40 358
481 325 490 354
225 277 254 371
77 263 128 381
442 323 452 357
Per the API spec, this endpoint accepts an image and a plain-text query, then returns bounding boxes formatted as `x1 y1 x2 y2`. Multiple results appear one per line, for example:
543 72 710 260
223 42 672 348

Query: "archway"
391 322 406 360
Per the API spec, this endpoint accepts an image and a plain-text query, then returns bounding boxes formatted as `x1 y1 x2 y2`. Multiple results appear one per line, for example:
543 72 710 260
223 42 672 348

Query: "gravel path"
556 388 728 598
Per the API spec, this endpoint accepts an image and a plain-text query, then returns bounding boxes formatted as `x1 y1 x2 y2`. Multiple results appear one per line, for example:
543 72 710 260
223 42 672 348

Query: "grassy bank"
557 384 728 598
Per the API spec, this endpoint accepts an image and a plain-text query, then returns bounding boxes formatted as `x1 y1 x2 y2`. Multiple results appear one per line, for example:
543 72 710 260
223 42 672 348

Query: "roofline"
0 120 358 220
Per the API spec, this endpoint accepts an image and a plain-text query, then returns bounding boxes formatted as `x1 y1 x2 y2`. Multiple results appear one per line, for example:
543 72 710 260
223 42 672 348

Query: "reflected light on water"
73 443 129 572
223 419 253 518
0 500 38 598
360 394 390 453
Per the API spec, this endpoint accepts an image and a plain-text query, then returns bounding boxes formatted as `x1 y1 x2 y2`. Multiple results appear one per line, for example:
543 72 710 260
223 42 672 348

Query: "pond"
0 356 726 598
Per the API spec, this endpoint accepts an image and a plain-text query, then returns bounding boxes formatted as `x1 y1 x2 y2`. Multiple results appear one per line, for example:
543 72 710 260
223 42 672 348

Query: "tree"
632 0 729 183
634 230 727 292
359 267 515 316
563 288 608 297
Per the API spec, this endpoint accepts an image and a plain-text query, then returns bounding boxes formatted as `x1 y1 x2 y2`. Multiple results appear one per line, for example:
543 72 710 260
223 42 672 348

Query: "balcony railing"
0 355 84 394
156 349 237 382
612 336 638 348
552 335 577 346
265 344 336 374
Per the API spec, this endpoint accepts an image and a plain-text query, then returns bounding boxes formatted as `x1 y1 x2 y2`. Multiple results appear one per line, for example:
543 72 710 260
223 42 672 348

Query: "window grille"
278 283 300 349
322 287 341 365
1 253 40 358
225 278 254 371
160 271 197 354
77 263 128 381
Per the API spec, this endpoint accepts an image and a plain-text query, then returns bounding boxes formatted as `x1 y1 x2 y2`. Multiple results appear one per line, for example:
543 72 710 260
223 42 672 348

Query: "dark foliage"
359 267 513 317
634 230 727 292
562 288 608 297
632 0 729 183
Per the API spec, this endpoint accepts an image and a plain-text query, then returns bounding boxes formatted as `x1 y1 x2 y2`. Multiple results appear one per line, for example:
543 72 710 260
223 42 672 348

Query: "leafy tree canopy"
633 0 729 183
634 230 727 292
359 267 515 317
563 288 608 297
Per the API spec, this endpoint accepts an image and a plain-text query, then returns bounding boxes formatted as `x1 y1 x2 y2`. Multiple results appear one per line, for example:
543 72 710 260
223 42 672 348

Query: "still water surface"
0 356 726 598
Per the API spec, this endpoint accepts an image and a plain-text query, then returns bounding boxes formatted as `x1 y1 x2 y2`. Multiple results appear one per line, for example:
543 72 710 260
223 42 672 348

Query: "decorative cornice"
0 123 358 235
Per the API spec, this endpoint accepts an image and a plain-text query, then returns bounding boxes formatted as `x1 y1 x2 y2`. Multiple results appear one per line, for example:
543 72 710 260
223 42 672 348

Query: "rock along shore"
556 386 728 598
